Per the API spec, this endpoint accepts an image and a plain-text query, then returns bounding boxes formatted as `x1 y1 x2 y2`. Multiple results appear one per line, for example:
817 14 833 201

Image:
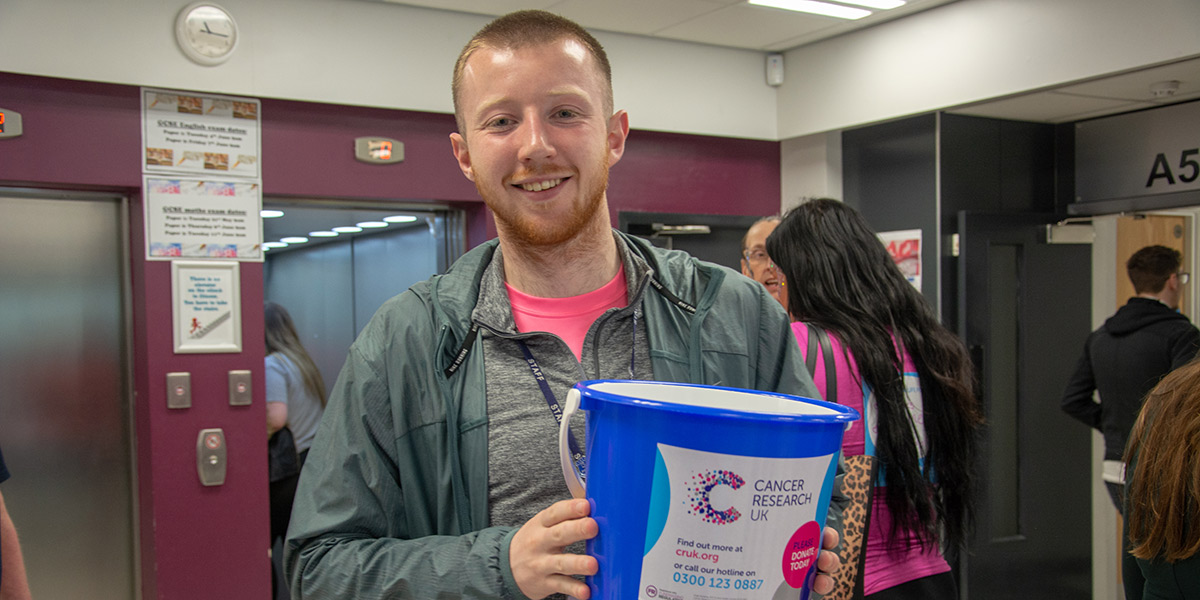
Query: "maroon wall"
0 70 781 599
256 96 782 244
612 128 781 220
0 72 272 599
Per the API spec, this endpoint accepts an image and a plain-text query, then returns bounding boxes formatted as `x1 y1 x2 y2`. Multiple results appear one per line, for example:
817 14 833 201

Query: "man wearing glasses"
1062 244 1200 513
741 216 788 314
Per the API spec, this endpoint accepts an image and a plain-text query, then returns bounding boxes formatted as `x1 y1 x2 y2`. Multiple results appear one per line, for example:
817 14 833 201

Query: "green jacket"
286 231 841 599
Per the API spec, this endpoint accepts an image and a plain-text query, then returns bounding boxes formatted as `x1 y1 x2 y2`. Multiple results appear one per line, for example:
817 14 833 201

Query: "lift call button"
196 428 227 486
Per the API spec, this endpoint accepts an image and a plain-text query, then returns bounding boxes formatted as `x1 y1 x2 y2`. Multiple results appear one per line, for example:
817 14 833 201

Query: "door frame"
1085 209 1198 599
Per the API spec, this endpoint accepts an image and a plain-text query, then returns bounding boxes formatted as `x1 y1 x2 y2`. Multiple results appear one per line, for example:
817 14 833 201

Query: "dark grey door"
956 212 1092 599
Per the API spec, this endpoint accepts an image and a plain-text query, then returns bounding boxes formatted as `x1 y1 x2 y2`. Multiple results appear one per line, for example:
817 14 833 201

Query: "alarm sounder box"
766 54 784 87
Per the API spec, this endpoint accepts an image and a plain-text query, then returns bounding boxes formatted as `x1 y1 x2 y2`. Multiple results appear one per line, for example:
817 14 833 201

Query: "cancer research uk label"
638 444 838 600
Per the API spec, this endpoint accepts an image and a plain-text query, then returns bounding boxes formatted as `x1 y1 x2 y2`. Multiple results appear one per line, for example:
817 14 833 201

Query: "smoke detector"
1150 80 1181 99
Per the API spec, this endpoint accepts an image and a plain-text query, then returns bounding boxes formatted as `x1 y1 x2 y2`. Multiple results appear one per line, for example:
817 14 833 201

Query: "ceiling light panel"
748 0 871 19
836 0 905 9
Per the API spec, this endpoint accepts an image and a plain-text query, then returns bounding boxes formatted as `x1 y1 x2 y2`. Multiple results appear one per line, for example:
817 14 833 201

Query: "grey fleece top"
477 238 654 546
285 230 836 600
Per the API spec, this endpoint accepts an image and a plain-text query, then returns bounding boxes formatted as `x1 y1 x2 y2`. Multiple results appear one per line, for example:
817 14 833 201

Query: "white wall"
9 0 1200 144
0 0 778 140
777 0 1200 138
780 131 842 210
4 0 1199 207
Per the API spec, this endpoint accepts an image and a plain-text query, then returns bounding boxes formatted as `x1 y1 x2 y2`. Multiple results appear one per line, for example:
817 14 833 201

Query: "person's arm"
265 356 289 435
285 325 521 600
266 402 288 436
1061 343 1102 430
0 489 32 600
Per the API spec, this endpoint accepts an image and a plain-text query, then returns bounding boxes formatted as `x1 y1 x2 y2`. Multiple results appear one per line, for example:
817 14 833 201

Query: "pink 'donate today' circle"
781 520 821 589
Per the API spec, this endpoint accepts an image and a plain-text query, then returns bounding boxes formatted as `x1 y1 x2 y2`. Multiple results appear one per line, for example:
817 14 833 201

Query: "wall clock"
175 3 239 66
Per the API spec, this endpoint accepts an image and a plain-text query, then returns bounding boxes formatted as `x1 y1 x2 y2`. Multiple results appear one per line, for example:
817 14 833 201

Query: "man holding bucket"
286 10 845 600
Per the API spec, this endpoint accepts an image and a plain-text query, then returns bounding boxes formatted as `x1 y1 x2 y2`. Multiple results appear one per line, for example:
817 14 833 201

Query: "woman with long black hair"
766 198 981 599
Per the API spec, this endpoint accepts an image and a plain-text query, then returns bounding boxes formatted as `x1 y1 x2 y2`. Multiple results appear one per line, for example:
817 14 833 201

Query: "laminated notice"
637 444 838 600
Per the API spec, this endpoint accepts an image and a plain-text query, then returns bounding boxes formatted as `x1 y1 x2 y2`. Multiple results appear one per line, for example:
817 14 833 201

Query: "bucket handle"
559 388 586 499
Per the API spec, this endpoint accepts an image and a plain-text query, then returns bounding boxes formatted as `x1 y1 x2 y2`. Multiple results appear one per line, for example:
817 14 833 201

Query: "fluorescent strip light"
280 236 309 244
357 221 389 228
263 242 288 249
332 226 363 233
309 231 338 237
749 0 871 19
384 215 418 223
260 209 284 218
837 0 904 8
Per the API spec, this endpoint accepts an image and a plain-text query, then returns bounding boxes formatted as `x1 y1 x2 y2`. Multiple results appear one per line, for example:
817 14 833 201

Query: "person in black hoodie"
1062 244 1200 513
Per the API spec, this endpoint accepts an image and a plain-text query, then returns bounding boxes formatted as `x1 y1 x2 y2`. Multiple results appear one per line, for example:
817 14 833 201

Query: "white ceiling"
382 0 1200 124
382 0 961 53
948 57 1200 123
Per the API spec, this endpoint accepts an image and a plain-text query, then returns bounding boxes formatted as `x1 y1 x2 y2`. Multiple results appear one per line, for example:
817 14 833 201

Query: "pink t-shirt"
791 321 950 594
506 265 628 361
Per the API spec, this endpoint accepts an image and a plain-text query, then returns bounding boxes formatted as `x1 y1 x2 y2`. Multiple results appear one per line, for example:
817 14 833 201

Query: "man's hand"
510 504 837 599
811 526 842 596
510 498 599 599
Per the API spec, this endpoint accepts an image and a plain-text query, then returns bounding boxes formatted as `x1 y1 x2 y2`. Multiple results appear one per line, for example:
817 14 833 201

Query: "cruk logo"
685 469 744 524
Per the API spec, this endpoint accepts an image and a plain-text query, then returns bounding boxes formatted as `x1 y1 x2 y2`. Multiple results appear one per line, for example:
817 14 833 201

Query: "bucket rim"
573 379 860 423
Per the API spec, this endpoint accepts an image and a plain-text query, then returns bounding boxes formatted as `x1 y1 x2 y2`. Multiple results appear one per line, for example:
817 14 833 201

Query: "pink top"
791 322 950 594
506 265 628 361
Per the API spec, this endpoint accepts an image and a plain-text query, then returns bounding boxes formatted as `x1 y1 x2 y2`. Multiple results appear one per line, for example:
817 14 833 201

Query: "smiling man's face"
450 38 628 248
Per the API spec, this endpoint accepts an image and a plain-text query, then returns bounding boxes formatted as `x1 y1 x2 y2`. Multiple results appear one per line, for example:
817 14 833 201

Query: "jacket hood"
426 230 722 374
1105 297 1190 335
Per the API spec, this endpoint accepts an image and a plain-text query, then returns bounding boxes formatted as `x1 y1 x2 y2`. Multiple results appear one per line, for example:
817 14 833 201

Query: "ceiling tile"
949 91 1153 123
380 0 559 18
1058 100 1166 123
379 0 962 52
654 3 840 51
1056 59 1200 102
375 0 1191 124
552 0 732 37
956 57 1200 123
763 0 958 51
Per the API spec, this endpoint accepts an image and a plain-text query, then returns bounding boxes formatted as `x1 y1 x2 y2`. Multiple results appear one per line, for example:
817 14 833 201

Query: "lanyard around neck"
516 340 586 476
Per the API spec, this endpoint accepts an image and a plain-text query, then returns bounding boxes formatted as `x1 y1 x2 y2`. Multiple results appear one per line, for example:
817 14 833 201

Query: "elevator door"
0 193 134 599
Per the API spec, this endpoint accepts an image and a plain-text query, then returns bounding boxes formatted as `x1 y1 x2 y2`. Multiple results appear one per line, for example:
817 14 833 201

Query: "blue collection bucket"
559 380 860 600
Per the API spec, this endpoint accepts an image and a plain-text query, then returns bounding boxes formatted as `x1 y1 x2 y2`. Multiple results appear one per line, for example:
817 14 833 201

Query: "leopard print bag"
803 323 875 600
